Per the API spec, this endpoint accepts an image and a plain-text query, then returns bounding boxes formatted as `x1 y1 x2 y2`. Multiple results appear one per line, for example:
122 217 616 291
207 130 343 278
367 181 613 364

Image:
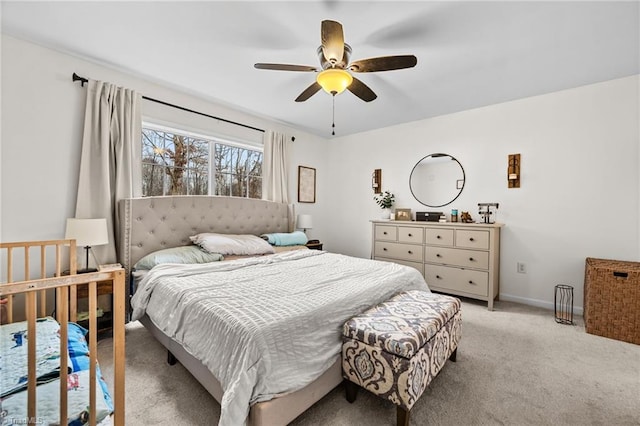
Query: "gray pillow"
134 245 224 270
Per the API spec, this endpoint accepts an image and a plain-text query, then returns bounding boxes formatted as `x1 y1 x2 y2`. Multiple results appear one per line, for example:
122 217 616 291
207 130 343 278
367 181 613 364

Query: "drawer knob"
408 233 412 237
437 235 442 239
436 275 442 279
383 232 388 235
436 254 442 258
383 247 387 251
469 257 475 261
468 280 474 284
408 250 413 254
469 237 475 241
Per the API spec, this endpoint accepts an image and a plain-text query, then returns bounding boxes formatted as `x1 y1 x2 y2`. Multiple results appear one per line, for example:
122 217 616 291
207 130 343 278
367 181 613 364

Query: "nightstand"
75 280 114 338
306 241 323 250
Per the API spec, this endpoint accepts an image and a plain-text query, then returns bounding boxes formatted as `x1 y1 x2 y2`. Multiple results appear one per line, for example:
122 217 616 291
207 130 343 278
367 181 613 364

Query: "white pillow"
190 233 275 256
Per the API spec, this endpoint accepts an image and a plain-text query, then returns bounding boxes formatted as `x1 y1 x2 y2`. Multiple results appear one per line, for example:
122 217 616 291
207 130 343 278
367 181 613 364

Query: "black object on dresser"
416 212 444 222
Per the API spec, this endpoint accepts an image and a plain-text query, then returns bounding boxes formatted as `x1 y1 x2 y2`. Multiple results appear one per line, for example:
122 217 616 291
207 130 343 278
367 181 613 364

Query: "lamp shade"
296 214 313 230
65 218 109 247
316 69 353 95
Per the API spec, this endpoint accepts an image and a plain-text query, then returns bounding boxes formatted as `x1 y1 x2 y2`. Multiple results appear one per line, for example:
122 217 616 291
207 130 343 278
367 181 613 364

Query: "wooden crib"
0 239 125 425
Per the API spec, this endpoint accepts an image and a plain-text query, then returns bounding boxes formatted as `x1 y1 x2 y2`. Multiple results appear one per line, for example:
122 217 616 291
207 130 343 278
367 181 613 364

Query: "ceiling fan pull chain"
332 94 336 136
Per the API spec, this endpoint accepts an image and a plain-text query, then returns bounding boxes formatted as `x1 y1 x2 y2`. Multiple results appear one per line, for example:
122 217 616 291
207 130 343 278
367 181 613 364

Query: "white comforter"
130 250 429 426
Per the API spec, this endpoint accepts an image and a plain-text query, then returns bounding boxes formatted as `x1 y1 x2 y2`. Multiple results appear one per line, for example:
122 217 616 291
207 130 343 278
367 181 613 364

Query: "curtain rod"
72 73 294 141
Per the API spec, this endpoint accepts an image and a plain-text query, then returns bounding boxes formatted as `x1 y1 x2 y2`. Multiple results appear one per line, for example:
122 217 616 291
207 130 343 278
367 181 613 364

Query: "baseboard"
499 293 584 316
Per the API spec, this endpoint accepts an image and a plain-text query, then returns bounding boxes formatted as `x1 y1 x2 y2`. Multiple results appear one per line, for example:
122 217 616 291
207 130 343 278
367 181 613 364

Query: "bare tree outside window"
142 127 262 199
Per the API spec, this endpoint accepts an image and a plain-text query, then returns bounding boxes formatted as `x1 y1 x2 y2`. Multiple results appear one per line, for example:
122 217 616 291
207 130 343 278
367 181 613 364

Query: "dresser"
371 220 503 310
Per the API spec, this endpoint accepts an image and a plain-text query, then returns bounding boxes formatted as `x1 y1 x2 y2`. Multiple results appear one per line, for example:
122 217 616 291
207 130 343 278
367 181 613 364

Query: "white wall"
325 75 640 312
0 35 329 258
3 35 638 314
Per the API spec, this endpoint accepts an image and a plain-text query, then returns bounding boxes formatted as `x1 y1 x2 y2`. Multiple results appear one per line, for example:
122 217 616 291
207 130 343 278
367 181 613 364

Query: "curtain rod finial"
72 72 88 87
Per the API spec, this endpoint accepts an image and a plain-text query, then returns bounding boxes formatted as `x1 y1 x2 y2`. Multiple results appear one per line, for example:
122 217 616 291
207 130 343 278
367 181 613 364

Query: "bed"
118 196 430 426
0 239 125 426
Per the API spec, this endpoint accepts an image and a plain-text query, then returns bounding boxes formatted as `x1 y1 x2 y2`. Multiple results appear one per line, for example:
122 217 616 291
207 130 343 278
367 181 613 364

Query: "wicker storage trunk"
584 258 640 345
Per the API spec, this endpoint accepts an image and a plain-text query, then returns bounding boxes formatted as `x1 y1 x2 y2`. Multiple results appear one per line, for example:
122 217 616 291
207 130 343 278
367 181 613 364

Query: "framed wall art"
298 166 316 203
395 208 412 221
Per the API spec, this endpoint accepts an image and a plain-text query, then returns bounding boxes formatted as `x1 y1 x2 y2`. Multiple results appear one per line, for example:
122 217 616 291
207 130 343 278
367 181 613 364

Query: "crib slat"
57 285 69 425
89 280 97 426
40 245 46 317
69 240 77 274
24 246 30 282
7 246 13 282
113 270 126 426
26 291 37 425
7 247 13 323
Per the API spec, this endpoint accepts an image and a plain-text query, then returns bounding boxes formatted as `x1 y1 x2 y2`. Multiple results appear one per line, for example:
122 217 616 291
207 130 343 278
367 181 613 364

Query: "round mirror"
409 153 465 207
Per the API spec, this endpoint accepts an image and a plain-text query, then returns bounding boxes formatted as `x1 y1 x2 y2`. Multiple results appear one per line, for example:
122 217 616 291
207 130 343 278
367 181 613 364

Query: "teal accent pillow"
260 231 308 246
134 245 224 270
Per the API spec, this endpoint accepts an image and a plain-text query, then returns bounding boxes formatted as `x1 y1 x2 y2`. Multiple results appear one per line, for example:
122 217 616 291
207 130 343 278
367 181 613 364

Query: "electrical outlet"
517 262 526 274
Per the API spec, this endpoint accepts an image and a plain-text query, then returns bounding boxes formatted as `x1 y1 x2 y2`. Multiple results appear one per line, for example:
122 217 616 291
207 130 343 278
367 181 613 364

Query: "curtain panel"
261 130 290 203
75 80 142 265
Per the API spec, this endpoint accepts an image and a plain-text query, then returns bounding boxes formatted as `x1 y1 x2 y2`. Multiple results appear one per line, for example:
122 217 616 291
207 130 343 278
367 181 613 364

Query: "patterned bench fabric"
343 290 461 359
342 291 461 411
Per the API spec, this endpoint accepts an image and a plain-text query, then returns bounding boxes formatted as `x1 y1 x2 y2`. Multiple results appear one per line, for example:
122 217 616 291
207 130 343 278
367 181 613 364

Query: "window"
141 125 262 198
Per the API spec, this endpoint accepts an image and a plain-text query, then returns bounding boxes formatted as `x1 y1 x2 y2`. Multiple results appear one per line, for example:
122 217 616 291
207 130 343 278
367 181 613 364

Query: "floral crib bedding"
0 317 112 425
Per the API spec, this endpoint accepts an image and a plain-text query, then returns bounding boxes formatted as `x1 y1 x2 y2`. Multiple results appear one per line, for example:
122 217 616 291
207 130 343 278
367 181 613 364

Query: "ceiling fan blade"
295 82 322 102
348 77 377 102
349 55 417 73
321 20 344 64
254 63 318 72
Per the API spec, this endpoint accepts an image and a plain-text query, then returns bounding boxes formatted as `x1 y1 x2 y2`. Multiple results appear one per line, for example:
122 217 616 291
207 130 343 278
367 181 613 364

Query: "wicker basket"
584 258 640 345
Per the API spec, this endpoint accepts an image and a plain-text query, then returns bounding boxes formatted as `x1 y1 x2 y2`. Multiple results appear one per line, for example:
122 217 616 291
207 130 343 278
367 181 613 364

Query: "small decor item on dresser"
394 208 412 221
374 191 395 219
416 211 443 222
478 203 499 224
451 209 458 222
460 211 474 223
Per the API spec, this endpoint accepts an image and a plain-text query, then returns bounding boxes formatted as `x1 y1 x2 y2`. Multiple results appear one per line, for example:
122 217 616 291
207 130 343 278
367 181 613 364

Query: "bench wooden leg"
167 350 177 365
397 406 410 426
345 380 359 403
449 347 457 362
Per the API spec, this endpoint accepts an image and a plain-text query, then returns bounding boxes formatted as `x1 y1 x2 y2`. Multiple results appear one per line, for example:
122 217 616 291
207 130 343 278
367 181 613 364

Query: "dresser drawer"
425 265 489 297
374 241 423 263
425 247 489 270
375 225 397 241
398 227 424 244
375 257 424 276
425 228 454 246
455 230 489 249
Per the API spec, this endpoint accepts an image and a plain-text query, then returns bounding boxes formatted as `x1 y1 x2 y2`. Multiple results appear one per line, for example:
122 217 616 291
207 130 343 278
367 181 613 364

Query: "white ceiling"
2 1 639 138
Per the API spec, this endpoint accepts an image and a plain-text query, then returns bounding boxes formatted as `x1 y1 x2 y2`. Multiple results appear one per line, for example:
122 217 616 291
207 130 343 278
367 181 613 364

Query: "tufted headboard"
117 196 294 274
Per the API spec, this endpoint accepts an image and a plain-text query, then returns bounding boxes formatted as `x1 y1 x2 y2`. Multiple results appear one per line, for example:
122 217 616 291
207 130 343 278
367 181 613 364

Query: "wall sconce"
372 169 382 194
508 154 520 188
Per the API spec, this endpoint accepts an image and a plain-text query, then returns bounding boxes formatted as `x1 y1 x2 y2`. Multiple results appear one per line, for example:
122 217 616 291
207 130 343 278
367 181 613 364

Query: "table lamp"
65 218 108 273
296 214 313 233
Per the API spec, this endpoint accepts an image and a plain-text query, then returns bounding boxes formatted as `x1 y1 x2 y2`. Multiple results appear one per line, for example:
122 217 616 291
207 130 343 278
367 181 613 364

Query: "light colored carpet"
98 298 640 425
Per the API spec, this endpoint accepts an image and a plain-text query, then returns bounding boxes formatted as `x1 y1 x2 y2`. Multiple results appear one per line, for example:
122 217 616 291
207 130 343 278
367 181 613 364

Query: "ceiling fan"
254 20 417 103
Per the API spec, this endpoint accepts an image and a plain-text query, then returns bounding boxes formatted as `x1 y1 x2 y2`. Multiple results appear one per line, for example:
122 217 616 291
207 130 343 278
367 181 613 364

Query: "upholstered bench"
342 290 462 426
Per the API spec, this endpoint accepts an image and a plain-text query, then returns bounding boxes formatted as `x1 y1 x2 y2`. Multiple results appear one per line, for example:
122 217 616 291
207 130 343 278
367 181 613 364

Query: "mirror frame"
409 153 466 208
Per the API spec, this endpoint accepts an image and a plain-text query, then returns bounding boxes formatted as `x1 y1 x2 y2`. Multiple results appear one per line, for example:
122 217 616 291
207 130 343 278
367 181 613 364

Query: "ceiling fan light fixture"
316 69 353 95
